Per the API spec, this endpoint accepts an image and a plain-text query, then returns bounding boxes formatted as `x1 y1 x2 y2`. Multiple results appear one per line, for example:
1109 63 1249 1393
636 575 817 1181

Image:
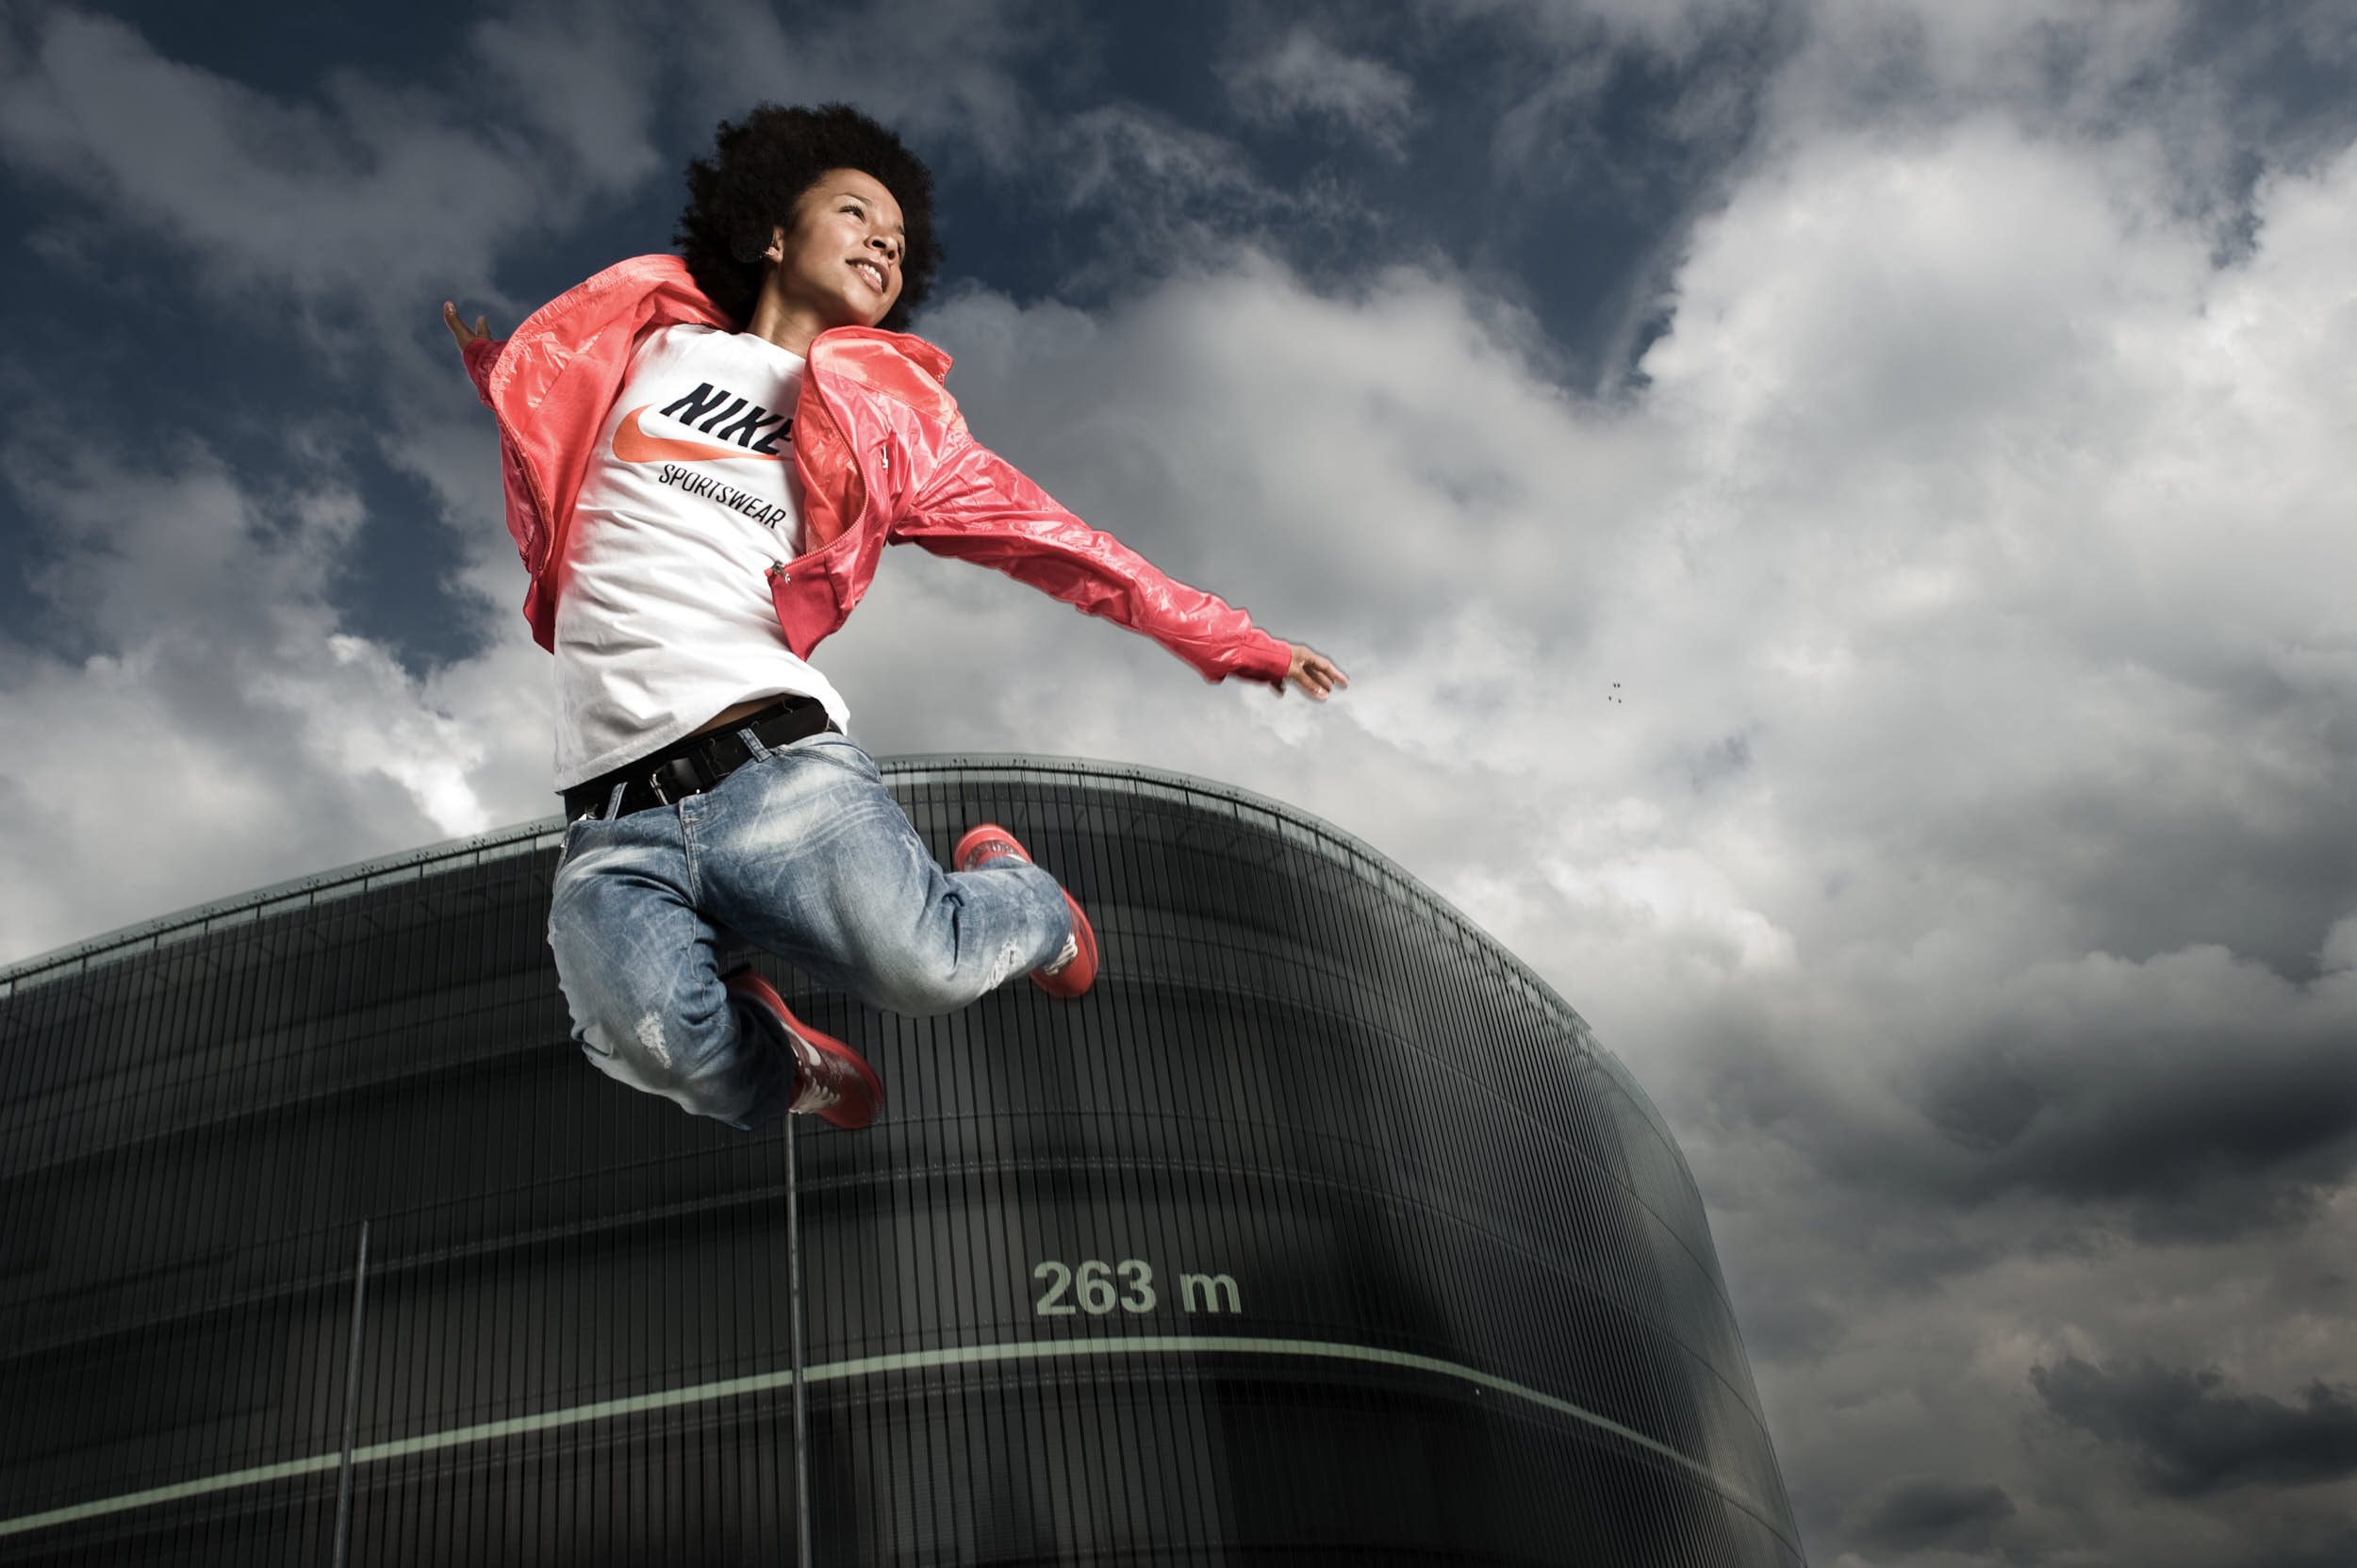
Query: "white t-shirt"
552 323 849 787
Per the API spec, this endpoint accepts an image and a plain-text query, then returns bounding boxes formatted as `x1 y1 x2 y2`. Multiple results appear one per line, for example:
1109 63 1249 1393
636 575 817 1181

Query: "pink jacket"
464 255 1292 686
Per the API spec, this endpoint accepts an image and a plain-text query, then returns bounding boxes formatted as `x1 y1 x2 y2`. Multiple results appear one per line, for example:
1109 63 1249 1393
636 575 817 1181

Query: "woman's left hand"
1279 643 1349 701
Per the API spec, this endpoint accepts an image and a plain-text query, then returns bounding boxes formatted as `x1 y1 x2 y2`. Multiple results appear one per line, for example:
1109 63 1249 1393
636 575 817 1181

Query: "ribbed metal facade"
0 757 1801 1566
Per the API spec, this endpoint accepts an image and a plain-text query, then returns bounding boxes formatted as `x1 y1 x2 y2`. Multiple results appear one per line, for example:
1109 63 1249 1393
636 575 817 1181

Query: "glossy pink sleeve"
462 336 505 402
896 436 1292 686
460 335 555 641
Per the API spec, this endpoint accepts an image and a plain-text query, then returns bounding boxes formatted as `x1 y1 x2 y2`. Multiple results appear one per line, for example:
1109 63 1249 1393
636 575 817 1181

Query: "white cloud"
837 114 2357 1067
0 442 552 964
1619 110 2357 1566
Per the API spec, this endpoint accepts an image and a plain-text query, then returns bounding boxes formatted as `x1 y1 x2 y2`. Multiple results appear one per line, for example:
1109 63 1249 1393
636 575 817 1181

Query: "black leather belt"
563 696 838 822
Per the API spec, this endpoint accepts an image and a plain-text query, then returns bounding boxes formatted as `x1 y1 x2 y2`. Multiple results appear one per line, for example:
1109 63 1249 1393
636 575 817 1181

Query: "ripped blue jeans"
547 730 1073 1131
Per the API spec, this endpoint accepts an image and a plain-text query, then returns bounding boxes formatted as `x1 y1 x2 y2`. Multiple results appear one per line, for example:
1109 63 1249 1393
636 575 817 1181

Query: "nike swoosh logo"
611 405 784 464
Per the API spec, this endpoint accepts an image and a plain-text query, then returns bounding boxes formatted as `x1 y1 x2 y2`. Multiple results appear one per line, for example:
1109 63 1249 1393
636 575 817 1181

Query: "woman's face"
766 168 906 331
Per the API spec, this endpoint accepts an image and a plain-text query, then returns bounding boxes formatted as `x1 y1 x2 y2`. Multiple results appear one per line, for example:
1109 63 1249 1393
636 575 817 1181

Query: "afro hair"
675 102 941 334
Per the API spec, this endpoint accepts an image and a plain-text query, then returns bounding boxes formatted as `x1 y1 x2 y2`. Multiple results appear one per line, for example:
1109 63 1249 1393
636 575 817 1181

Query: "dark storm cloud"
2035 1357 2357 1496
0 3 657 331
2244 1526 2357 1568
1850 1476 2016 1556
1912 971 2357 1235
1047 104 1323 280
1218 24 1417 153
1706 946 2357 1261
1471 0 1786 190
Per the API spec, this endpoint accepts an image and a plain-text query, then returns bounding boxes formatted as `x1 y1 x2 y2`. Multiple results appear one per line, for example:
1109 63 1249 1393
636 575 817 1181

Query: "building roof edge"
0 757 1648 1135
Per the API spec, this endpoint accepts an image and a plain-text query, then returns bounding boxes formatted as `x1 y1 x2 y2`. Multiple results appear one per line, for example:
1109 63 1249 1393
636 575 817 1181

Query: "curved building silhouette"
0 757 1801 1566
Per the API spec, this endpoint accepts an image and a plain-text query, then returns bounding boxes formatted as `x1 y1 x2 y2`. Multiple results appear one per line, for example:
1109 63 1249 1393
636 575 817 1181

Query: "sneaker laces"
1041 933 1080 975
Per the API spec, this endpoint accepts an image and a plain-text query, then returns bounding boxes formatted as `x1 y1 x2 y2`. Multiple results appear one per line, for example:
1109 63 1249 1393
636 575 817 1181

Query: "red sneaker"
952 824 1099 999
722 967 882 1130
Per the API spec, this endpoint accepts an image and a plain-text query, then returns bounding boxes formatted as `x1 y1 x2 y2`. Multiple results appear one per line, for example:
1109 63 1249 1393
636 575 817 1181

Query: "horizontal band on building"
0 1333 1792 1550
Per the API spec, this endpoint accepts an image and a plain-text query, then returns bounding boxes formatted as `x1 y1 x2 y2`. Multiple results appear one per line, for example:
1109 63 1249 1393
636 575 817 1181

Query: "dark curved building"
0 757 1801 1566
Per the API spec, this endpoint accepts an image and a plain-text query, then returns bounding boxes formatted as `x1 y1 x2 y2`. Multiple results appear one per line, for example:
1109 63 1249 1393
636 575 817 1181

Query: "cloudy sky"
4 0 2354 1560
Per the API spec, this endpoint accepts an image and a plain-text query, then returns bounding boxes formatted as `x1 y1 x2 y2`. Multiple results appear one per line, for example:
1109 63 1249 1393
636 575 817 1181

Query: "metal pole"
786 1116 812 1568
332 1219 371 1568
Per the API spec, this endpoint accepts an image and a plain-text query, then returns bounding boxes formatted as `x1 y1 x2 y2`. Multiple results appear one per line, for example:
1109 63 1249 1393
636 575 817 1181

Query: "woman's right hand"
442 301 491 353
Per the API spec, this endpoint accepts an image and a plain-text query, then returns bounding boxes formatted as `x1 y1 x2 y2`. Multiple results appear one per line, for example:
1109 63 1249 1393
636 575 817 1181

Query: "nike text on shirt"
660 383 790 454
